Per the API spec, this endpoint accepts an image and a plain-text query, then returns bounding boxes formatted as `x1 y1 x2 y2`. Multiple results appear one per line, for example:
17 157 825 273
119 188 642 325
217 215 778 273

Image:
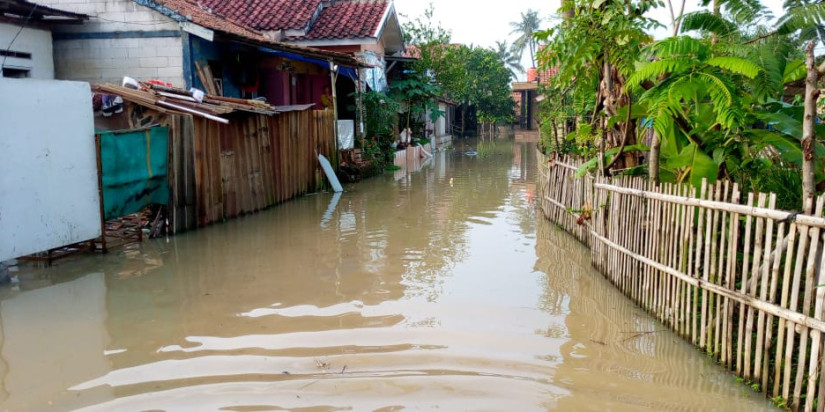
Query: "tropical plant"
537 0 662 175
493 40 525 80
510 9 542 68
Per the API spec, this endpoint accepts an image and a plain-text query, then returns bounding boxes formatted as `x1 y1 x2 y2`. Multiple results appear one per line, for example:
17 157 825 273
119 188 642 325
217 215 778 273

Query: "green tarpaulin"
99 127 168 220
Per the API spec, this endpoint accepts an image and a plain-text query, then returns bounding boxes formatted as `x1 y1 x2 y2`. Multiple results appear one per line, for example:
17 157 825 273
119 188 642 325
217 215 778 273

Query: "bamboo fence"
538 151 825 411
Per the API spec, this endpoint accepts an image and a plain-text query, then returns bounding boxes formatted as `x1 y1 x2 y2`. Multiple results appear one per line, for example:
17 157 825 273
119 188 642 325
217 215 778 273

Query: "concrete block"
156 66 183 78
105 47 129 59
115 38 141 49
156 46 182 58
127 47 157 58
140 57 168 68
104 0 129 13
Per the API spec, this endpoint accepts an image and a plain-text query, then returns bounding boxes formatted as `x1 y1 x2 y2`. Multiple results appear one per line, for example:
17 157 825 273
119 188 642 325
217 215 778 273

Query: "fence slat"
536 150 825 410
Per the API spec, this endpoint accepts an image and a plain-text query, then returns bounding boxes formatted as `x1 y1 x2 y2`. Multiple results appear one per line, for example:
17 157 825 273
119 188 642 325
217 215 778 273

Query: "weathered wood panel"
185 110 335 226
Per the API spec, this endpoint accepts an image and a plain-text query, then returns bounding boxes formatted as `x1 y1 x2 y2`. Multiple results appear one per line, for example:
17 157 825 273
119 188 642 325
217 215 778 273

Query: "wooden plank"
194 61 218 95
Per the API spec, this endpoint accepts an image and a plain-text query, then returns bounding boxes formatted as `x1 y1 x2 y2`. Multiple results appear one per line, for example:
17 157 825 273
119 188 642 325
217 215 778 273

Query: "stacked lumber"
92 82 279 124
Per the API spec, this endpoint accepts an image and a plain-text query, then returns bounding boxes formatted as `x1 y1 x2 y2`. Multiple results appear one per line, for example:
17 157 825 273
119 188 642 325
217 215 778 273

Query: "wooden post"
95 133 108 254
329 60 340 168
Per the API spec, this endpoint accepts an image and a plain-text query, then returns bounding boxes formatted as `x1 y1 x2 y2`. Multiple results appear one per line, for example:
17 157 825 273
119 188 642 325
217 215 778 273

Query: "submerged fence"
538 152 825 411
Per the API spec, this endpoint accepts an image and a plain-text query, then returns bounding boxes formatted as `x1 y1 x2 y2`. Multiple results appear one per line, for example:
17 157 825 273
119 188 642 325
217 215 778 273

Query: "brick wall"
40 0 186 87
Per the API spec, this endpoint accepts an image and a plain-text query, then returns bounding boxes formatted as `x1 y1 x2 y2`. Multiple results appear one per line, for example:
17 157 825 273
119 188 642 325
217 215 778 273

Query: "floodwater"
0 138 774 411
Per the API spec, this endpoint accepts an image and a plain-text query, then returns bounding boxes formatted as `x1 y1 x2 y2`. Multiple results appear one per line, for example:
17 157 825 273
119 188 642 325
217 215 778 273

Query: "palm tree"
493 41 524 80
510 9 542 68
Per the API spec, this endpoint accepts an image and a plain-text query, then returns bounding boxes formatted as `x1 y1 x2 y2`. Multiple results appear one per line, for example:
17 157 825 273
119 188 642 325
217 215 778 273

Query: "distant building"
511 66 557 132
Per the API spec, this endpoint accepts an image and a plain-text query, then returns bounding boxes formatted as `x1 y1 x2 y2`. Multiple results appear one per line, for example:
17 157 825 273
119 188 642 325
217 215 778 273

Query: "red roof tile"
294 0 389 40
152 0 266 39
197 0 322 31
144 0 366 67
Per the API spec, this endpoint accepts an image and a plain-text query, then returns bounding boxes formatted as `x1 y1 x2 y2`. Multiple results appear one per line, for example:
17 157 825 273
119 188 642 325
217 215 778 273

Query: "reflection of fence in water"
538 151 825 411
536 217 765 408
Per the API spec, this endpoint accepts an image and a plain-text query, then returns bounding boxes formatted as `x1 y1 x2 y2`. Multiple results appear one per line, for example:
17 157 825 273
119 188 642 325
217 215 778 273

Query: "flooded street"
0 138 772 411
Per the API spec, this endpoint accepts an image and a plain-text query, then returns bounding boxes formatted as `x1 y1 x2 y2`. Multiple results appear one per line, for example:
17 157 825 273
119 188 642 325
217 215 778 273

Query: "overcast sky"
393 0 786 81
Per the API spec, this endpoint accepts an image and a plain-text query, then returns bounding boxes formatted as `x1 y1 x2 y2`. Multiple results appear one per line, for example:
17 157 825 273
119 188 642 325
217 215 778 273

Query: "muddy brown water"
0 139 773 411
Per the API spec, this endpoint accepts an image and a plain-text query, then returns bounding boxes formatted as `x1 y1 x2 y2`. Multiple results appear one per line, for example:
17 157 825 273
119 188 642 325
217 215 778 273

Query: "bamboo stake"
694 180 709 345
738 193 755 374
774 218 799 396
783 197 814 400
701 181 716 350
754 193 777 383
723 184 741 367
813 213 825 410
686 184 697 342
745 193 768 379
793 196 825 408
763 214 785 392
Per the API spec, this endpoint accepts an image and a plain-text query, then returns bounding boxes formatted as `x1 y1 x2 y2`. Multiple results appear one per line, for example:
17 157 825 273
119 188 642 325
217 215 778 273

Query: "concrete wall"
0 78 101 261
39 0 185 87
0 23 54 79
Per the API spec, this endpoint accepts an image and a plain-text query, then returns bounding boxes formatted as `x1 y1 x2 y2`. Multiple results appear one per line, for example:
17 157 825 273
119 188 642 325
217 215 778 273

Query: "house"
36 0 364 105
0 0 86 78
511 66 557 139
188 0 405 137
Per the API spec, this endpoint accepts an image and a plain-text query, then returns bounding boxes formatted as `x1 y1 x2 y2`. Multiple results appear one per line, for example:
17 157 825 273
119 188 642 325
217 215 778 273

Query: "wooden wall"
168 109 336 231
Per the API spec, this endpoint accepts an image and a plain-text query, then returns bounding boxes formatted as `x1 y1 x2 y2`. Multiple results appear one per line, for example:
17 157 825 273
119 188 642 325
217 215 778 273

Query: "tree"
538 0 661 175
493 40 525 80
510 9 542 68
773 1 825 208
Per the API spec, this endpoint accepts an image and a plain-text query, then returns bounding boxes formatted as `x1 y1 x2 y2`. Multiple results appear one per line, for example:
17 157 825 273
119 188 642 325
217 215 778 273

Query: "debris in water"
315 358 330 370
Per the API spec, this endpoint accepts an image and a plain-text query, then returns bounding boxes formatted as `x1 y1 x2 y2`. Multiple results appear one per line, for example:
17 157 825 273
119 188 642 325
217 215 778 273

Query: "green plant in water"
772 395 788 409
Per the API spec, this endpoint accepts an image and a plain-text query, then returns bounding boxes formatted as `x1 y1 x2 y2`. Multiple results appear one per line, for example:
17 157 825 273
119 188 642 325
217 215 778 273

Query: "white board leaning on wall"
0 78 101 261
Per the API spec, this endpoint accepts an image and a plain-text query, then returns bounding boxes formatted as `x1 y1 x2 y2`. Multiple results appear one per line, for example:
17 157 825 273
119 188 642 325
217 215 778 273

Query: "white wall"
53 37 184 87
37 0 179 33
0 23 54 79
39 0 186 87
0 78 101 261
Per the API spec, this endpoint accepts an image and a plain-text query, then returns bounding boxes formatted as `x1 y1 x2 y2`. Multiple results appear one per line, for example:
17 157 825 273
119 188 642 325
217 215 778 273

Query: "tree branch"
603 94 633 173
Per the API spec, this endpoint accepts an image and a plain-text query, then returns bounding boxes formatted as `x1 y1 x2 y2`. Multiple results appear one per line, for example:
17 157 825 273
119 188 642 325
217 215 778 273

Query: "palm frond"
680 11 738 37
783 58 806 83
626 57 694 89
649 36 710 60
705 56 761 78
776 2 825 36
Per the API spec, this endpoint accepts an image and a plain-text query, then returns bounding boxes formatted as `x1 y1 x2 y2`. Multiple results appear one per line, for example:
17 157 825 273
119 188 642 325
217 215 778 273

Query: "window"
2 67 30 78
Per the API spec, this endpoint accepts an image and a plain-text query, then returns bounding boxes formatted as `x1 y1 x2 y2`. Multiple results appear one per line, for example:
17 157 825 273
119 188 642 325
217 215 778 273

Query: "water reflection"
0 138 773 410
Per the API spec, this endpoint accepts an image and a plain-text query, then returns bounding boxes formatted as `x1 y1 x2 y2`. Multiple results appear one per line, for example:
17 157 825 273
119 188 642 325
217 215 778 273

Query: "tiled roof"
292 0 389 40
150 0 266 39
141 0 366 67
197 0 322 31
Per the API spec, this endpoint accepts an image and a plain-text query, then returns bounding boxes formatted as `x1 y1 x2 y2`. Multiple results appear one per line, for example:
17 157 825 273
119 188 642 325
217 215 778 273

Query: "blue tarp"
257 47 359 80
